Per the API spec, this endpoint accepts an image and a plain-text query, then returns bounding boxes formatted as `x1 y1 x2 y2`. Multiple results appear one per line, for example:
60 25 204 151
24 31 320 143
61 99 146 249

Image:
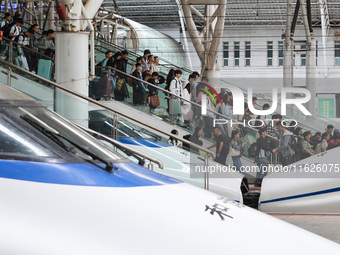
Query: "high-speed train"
259 148 340 214
89 110 340 214
89 109 247 202
1 84 340 254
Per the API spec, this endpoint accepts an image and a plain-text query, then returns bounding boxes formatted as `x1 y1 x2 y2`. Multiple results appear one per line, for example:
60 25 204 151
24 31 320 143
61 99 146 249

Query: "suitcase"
89 78 98 99
96 75 113 100
37 59 53 80
15 55 29 71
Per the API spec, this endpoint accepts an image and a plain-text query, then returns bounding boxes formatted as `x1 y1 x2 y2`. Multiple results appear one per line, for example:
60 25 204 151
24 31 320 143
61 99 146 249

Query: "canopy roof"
102 0 340 27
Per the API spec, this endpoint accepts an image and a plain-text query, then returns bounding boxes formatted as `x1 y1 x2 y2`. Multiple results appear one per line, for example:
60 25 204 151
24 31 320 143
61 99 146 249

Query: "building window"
234 42 240 66
223 42 229 66
267 41 273 66
335 41 340 66
278 41 283 66
316 40 318 65
245 41 251 66
301 44 306 66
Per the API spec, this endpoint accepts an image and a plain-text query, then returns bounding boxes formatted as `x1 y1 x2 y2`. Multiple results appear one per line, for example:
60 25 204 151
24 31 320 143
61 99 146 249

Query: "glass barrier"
93 65 281 166
0 36 55 82
94 38 340 137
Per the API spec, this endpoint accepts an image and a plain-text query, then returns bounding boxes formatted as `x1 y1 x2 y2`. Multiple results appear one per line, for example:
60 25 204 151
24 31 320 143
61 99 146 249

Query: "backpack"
15 32 25 43
289 135 299 152
7 23 17 39
0 22 11 38
248 142 259 158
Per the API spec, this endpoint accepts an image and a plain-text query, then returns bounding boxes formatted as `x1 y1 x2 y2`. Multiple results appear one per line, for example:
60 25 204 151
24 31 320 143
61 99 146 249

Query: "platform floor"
270 214 340 244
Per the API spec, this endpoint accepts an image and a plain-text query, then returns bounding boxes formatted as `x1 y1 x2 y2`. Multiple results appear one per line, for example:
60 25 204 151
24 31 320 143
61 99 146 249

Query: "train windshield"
0 118 56 158
17 107 125 164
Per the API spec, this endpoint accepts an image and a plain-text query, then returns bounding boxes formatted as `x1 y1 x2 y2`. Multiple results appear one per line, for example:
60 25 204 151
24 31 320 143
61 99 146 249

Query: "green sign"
318 98 334 118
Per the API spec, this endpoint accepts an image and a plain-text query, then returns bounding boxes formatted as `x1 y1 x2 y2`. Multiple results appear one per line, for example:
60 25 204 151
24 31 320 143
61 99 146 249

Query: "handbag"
230 147 240 157
170 98 181 115
150 94 160 107
181 104 191 121
127 77 133 87
116 78 124 91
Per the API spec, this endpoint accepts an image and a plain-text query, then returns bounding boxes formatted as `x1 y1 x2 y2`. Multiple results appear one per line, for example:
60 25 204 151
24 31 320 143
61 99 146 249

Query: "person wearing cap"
301 131 314 159
326 124 334 141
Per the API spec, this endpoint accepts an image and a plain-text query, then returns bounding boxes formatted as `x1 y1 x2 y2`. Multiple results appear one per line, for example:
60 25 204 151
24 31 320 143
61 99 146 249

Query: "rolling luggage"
96 75 113 100
15 55 29 71
89 78 98 99
37 59 53 80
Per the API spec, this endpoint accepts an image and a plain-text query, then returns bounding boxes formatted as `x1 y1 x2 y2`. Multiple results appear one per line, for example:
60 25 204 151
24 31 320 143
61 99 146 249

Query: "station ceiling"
102 0 340 28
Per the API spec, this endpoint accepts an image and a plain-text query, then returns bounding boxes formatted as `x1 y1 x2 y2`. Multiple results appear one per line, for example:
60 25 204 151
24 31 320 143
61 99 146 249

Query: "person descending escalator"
131 63 146 105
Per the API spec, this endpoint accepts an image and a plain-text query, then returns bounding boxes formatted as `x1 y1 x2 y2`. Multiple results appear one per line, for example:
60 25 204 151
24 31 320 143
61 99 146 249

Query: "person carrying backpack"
301 131 314 159
255 128 276 187
9 18 23 41
0 13 11 52
272 121 294 166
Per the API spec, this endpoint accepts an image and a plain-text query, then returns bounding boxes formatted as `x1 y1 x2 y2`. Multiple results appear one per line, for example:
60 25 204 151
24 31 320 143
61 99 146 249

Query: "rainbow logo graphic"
199 85 223 107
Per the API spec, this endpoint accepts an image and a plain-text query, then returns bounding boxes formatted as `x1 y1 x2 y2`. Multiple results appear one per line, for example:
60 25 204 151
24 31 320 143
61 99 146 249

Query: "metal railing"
0 57 217 190
74 122 164 170
94 37 340 135
98 65 281 162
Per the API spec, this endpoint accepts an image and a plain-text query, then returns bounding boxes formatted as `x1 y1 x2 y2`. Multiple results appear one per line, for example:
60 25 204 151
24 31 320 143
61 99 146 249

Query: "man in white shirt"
169 69 183 98
18 29 34 55
9 18 23 41
16 28 34 71
169 70 183 124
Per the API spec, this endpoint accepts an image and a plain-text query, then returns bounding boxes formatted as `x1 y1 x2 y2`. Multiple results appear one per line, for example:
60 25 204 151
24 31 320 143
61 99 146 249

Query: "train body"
1 84 339 254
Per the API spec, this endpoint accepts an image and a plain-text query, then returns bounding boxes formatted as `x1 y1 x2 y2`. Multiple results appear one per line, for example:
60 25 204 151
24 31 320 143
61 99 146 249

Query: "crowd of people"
0 12 55 73
92 36 340 189
160 71 340 187
95 49 164 105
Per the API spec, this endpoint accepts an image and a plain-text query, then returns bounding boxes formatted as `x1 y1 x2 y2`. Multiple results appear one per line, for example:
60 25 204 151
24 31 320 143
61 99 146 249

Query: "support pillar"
47 0 55 30
283 0 293 89
55 32 89 126
181 0 226 80
306 36 316 115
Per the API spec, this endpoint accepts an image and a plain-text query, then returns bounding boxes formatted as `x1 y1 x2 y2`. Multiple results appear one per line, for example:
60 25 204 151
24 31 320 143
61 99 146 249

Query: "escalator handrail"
99 65 280 142
0 57 215 158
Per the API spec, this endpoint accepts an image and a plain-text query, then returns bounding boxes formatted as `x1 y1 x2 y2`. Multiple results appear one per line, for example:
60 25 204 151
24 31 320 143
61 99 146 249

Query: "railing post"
112 113 118 144
9 41 13 64
204 155 209 190
6 66 11 87
7 41 13 87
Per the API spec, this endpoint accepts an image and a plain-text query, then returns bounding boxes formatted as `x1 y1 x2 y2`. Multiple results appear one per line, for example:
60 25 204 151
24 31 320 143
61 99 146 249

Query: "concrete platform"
270 214 340 244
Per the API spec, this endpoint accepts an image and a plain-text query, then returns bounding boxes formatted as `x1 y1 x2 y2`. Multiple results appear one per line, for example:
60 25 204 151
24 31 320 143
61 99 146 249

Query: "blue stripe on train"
0 160 180 187
260 187 340 204
118 138 171 148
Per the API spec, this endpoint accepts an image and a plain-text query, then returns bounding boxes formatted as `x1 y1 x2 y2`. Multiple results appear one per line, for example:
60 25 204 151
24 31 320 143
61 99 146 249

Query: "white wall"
154 25 340 94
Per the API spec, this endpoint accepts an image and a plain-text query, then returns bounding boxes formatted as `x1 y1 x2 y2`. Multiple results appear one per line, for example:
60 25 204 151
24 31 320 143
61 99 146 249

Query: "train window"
89 110 160 141
0 119 56 157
